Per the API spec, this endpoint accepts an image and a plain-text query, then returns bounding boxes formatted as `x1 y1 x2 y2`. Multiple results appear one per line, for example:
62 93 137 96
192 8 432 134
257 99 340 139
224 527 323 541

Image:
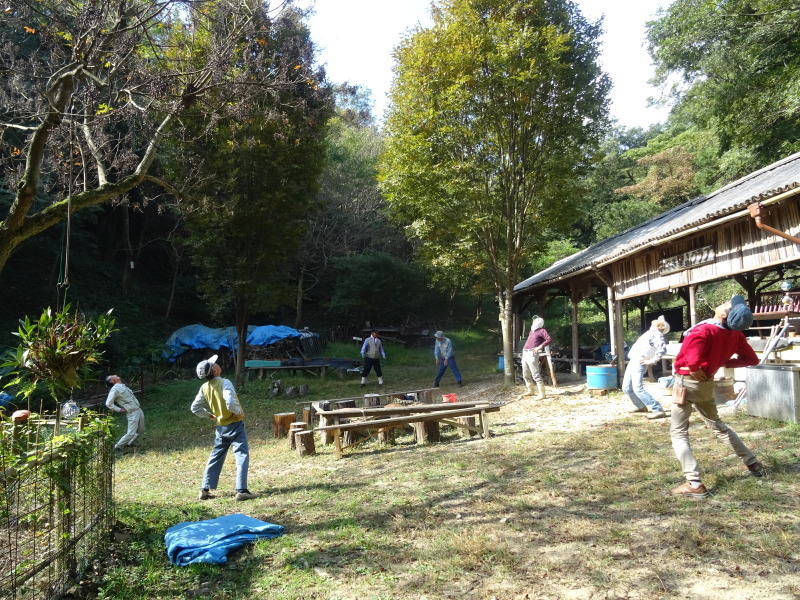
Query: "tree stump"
363 394 381 407
273 412 296 438
299 384 309 397
377 426 396 445
457 416 477 438
413 420 440 443
295 431 316 456
288 422 306 449
335 399 356 409
342 425 357 448
302 406 315 428
318 414 334 445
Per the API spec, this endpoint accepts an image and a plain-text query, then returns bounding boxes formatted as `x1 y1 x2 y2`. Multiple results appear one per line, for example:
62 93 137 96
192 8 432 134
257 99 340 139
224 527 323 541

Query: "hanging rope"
57 101 74 310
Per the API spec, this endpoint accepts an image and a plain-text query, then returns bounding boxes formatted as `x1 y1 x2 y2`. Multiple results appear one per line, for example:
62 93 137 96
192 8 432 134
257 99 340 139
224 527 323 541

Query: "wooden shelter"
513 152 800 379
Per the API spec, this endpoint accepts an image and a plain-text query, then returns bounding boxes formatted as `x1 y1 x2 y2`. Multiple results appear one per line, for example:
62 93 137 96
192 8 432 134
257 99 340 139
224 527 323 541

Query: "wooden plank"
313 404 502 432
315 400 499 417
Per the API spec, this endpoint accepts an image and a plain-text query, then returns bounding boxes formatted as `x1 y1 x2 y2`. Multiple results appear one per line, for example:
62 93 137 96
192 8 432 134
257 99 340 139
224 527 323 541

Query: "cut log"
335 399 356 409
273 412 296 438
377 426 396 445
295 431 316 456
457 415 477 437
302 406 315 428
288 422 306 449
412 420 440 444
318 414 334 445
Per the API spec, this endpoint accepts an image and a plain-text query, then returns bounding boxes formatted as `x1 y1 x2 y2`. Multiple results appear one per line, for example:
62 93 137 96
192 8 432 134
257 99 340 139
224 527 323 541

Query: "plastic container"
498 355 504 371
442 393 457 403
586 365 618 389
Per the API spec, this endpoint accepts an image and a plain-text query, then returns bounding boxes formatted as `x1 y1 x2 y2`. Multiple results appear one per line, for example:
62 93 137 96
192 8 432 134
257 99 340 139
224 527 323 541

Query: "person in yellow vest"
191 355 258 501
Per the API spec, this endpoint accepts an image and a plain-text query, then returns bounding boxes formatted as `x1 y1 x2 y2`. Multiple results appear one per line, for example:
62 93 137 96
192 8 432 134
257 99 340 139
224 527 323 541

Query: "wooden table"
245 364 329 379
313 401 503 458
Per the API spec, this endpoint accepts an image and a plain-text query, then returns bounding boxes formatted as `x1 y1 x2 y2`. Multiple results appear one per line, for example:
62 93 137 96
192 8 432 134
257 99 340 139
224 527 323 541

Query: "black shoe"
433 382 440 388
457 381 463 387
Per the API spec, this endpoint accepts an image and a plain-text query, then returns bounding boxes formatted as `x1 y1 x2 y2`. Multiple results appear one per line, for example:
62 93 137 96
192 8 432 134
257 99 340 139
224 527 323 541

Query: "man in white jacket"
622 316 670 419
105 375 145 452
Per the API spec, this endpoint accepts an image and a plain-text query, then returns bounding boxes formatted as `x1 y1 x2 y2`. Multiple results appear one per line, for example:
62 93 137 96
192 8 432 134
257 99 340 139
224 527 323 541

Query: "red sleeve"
542 329 552 347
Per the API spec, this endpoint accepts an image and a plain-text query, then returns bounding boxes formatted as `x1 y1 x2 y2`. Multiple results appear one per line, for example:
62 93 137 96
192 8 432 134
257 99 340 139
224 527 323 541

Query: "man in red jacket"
670 295 765 498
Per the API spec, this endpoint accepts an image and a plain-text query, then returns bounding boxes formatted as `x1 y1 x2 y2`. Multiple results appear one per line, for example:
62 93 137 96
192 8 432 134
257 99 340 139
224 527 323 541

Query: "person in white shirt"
105 375 145 452
622 316 669 419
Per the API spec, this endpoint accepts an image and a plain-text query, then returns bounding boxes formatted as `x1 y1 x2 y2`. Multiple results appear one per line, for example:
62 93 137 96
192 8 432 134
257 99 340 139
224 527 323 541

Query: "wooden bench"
313 402 503 458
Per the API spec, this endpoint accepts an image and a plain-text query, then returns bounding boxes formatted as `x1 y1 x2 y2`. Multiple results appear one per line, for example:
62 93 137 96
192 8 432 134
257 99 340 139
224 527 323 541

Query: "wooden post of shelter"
272 412 295 438
571 289 581 375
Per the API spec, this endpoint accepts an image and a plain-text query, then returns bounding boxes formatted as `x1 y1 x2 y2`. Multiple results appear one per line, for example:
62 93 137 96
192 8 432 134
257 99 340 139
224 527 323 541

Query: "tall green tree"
379 0 610 384
647 0 800 168
178 6 332 385
0 0 307 277
291 87 409 328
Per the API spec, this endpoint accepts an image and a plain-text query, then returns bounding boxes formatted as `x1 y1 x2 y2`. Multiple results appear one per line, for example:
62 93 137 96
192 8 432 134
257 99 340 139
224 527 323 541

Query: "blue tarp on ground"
165 514 284 566
163 324 305 361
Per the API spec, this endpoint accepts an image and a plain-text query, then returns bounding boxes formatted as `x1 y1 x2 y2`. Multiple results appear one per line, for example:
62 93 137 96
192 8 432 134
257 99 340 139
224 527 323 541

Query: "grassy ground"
91 335 800 600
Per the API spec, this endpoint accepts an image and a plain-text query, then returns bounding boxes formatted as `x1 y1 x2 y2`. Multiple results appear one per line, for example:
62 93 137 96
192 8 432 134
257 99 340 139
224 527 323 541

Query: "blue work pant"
202 420 249 492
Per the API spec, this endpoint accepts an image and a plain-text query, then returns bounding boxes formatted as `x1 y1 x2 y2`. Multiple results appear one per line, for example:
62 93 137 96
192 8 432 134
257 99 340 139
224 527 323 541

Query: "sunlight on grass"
100 343 800 599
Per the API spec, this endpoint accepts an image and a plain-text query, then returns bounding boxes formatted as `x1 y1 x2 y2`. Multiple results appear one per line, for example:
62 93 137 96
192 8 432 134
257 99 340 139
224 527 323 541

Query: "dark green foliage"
647 0 800 167
327 253 438 326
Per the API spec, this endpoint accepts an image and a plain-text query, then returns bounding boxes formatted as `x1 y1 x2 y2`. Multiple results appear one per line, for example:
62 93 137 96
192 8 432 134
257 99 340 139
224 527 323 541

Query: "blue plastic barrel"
586 365 618 389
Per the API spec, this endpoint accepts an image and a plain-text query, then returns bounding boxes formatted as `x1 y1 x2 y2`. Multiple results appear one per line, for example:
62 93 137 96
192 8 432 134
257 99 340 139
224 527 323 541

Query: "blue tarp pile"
165 514 284 566
163 324 310 361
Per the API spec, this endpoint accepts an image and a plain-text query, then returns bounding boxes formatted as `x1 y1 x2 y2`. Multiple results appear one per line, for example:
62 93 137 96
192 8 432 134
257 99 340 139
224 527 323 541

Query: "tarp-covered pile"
163 324 313 361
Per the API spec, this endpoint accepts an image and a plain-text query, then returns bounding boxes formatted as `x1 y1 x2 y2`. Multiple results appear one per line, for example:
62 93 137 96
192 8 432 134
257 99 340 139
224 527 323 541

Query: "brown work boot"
522 384 535 397
198 489 215 500
535 383 546 400
670 481 710 499
629 406 648 413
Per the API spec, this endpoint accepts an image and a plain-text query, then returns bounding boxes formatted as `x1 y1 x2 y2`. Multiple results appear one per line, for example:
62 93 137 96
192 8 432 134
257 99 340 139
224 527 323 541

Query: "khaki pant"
670 375 756 481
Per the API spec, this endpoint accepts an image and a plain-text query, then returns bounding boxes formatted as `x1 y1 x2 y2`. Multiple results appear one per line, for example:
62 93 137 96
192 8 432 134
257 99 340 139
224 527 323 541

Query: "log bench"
312 402 503 458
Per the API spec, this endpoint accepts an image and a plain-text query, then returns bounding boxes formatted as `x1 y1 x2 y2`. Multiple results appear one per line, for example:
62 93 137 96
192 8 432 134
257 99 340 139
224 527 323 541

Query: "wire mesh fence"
1 413 113 600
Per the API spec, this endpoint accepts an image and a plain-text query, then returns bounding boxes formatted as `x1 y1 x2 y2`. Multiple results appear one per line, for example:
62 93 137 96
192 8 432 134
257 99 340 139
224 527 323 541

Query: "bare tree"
0 0 307 275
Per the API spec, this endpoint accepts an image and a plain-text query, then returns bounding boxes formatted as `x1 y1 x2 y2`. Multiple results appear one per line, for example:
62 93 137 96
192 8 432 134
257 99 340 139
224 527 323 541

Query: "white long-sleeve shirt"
105 383 141 413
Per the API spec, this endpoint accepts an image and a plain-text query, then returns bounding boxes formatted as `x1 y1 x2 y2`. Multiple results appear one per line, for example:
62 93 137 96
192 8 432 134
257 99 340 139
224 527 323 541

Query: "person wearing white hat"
521 317 552 399
622 316 670 419
191 355 257 501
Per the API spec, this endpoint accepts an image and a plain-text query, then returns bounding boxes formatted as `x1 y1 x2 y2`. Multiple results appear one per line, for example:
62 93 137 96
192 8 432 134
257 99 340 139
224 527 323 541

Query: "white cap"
196 354 218 379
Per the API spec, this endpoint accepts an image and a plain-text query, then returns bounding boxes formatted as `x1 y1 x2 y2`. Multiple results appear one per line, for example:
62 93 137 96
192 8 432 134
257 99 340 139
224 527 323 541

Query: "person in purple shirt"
521 317 552 399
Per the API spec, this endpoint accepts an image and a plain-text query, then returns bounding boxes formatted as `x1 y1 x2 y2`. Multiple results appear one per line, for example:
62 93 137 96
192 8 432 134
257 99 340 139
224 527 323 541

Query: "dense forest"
2 0 800 374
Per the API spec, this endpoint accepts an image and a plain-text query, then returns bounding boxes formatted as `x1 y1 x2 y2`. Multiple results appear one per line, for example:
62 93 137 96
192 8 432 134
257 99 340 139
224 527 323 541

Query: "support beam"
689 284 697 326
